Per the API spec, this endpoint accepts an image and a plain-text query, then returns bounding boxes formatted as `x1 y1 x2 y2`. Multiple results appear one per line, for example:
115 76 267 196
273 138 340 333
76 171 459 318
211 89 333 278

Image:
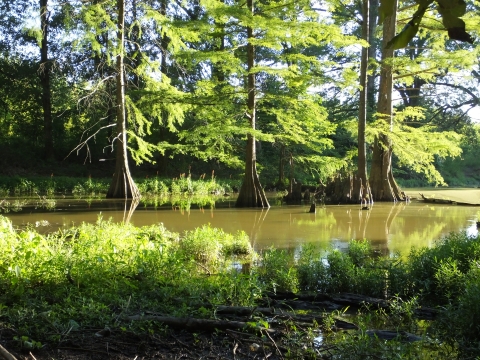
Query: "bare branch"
64 123 116 163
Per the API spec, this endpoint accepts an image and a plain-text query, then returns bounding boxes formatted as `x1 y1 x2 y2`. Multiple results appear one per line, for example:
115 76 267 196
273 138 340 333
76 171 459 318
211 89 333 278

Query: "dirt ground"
1 327 312 360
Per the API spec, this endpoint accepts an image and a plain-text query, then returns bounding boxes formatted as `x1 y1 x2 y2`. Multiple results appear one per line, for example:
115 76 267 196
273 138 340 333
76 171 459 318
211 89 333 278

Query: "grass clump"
0 174 238 197
71 177 109 197
178 225 253 269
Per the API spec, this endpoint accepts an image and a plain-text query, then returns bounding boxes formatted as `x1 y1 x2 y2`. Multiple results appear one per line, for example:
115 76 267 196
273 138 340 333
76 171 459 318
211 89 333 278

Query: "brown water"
3 189 480 255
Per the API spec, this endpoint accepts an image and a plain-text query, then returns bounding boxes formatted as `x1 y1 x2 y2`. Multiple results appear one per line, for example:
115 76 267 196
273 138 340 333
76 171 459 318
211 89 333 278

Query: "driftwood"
0 344 17 360
419 193 475 206
265 292 438 320
215 305 358 330
330 293 389 309
125 314 275 333
125 293 437 338
366 330 423 342
268 292 388 310
419 193 456 204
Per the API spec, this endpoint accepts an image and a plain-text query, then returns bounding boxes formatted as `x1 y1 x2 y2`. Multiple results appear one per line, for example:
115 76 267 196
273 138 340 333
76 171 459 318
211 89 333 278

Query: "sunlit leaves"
386 0 474 49
387 4 428 50
366 107 462 185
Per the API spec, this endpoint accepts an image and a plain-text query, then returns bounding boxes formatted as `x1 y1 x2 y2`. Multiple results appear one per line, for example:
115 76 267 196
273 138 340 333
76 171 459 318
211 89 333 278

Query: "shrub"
407 232 480 304
258 248 298 293
178 225 253 268
297 244 329 292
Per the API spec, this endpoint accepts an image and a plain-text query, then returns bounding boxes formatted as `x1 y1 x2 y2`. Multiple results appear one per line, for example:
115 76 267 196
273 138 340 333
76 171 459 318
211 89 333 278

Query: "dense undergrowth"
0 174 240 198
1 215 480 358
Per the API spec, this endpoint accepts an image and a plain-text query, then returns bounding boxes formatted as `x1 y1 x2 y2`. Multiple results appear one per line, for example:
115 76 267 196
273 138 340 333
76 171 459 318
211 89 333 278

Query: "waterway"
3 189 480 255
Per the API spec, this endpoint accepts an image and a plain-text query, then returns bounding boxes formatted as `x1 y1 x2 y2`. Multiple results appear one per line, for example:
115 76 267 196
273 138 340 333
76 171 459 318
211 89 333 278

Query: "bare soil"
1 329 291 360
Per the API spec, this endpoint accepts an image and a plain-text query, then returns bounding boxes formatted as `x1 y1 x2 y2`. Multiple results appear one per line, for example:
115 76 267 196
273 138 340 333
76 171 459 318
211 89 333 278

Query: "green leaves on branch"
386 4 428 50
367 107 462 185
380 0 474 50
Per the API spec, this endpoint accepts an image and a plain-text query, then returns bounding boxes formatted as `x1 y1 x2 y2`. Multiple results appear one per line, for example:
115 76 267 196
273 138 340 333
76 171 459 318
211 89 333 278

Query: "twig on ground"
262 329 283 360
0 344 17 360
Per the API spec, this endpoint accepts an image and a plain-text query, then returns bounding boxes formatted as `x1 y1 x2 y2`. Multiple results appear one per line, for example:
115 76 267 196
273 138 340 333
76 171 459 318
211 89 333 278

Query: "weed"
257 248 299 293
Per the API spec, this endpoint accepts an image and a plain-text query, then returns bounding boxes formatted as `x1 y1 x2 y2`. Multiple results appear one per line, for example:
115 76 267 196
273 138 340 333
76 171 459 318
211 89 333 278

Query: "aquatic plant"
72 177 109 197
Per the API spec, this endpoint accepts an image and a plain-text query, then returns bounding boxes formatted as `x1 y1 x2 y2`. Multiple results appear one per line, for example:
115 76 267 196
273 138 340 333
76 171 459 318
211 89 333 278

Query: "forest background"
1 0 480 201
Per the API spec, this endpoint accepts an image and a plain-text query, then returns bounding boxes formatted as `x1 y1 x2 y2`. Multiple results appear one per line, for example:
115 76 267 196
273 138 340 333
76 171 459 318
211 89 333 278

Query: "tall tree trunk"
160 0 171 77
277 144 285 188
366 0 379 113
212 0 226 83
369 0 403 202
236 0 269 208
353 0 372 204
131 0 141 88
40 0 54 160
107 0 140 199
156 0 171 175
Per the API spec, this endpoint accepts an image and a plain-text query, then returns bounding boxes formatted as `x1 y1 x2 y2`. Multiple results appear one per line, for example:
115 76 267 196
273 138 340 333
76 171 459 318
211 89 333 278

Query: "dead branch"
366 330 423 342
0 344 17 360
64 123 116 163
125 314 275 333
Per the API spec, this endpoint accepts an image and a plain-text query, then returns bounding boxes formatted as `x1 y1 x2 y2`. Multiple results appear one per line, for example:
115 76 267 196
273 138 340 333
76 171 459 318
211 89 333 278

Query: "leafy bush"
257 248 299 293
297 244 329 292
178 225 253 268
407 232 480 304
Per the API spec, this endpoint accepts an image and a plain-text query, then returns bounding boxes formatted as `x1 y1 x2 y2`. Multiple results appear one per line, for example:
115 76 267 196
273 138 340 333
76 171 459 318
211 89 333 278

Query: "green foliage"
72 177 109 197
364 107 463 186
296 244 328 292
381 0 474 46
440 268 480 357
0 216 258 342
439 124 480 186
1 215 480 357
406 232 480 304
257 248 299 293
178 225 253 269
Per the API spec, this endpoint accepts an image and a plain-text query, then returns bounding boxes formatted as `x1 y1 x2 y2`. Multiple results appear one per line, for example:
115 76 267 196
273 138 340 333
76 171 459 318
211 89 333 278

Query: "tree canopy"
0 0 479 201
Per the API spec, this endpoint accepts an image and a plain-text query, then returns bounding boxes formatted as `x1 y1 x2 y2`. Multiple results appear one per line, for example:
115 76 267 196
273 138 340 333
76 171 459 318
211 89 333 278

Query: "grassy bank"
0 174 240 197
1 216 480 358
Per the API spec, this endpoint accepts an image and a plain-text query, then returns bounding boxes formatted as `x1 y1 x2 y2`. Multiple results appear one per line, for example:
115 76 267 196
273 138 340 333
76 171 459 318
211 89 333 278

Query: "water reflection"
3 195 480 255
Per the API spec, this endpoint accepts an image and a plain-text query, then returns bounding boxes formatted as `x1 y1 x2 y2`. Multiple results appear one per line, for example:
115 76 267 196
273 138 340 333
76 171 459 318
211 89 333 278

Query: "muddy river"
3 189 480 254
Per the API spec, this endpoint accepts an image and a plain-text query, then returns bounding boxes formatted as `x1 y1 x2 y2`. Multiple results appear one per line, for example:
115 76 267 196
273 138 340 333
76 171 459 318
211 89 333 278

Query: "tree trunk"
277 144 285 188
236 0 269 208
366 0 379 113
40 0 54 160
153 0 171 176
368 0 403 202
107 0 140 199
353 0 372 205
212 0 226 83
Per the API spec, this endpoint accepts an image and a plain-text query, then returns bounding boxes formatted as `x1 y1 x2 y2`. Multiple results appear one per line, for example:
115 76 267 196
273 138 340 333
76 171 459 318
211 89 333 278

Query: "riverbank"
1 216 480 359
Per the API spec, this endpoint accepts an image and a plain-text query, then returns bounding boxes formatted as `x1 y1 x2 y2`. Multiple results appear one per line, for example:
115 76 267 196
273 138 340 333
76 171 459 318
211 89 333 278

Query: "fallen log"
419 193 475 206
329 293 389 309
214 305 358 330
266 293 437 320
125 314 275 333
215 305 274 316
366 330 422 342
419 193 456 204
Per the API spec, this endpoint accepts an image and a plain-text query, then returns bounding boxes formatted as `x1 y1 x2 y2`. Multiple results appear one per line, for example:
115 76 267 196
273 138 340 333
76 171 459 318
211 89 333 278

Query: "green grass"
0 175 239 197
